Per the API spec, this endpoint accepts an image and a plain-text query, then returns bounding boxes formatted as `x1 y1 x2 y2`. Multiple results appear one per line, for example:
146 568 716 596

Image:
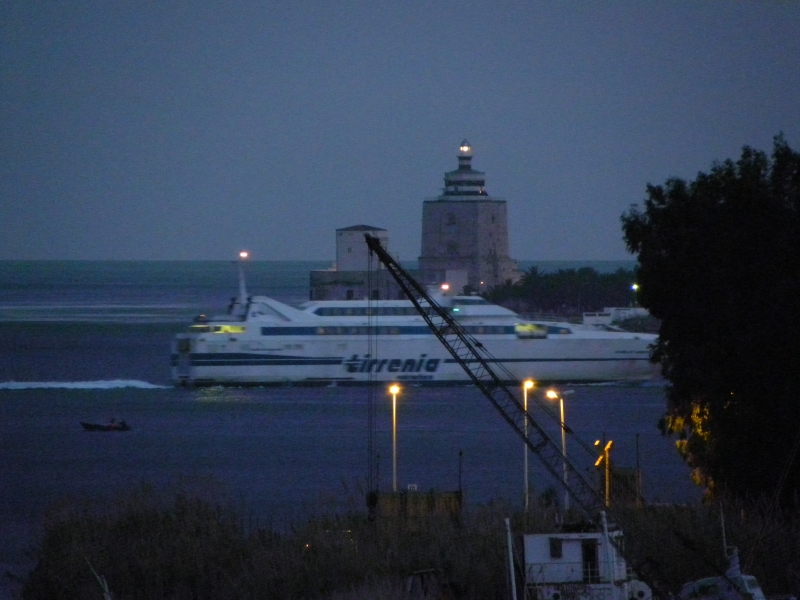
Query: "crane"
363 233 672 599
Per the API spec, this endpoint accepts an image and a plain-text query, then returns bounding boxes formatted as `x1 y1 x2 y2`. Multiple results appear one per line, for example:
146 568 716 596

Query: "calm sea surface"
0 260 687 598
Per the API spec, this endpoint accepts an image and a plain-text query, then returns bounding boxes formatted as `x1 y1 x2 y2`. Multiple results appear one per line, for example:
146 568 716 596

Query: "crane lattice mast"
364 233 671 599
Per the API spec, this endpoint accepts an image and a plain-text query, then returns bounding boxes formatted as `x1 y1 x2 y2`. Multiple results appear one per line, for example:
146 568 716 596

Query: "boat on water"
679 548 768 600
80 420 130 432
170 279 658 386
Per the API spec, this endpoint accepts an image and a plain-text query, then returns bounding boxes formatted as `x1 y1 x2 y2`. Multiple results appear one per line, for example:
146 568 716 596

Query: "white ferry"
170 285 658 386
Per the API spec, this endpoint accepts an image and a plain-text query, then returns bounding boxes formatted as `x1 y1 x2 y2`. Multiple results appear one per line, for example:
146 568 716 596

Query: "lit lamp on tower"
522 379 535 511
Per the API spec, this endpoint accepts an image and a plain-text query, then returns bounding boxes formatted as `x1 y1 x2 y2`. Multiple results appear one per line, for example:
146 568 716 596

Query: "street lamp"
594 439 614 507
389 384 401 492
522 379 535 510
631 283 639 307
546 388 573 512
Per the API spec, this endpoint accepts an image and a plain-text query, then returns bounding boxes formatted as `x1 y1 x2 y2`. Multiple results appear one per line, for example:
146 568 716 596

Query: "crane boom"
364 234 671 598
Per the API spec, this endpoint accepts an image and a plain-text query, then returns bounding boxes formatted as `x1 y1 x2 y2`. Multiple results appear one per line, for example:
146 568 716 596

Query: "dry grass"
20 485 800 599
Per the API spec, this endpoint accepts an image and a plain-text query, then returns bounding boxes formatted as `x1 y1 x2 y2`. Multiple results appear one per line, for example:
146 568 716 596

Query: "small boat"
679 548 767 600
80 420 131 432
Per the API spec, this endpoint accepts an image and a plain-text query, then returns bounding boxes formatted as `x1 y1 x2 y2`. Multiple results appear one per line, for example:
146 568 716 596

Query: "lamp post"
594 439 614 507
631 283 639 307
546 389 573 512
522 379 535 510
389 384 400 492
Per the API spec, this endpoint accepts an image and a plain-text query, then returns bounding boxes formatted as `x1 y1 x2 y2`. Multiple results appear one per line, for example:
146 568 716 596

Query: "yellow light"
546 389 558 399
389 384 400 395
441 283 450 291
239 251 249 259
211 325 246 334
523 379 534 390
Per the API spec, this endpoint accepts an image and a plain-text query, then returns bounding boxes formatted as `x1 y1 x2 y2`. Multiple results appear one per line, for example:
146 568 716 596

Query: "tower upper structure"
419 141 520 292
442 140 488 197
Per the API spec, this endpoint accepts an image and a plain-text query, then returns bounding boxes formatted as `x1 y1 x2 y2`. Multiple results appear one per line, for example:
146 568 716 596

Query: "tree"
487 266 637 316
621 135 800 501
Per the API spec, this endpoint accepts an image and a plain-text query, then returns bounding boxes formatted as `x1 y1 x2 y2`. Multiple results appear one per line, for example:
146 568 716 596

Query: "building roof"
336 224 387 232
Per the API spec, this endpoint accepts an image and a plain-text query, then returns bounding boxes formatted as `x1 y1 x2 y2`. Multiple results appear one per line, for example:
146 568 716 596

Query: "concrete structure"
309 225 415 300
419 140 520 293
336 225 389 271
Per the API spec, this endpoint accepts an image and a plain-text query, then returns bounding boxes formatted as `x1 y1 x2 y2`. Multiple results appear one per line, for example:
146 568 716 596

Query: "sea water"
0 260 691 598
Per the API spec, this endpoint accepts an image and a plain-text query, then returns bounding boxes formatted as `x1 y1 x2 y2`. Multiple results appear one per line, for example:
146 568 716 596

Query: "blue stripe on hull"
171 353 651 367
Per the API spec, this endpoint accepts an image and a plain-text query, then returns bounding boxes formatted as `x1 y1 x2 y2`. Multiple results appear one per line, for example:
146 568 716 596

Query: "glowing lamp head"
441 283 450 291
389 384 400 395
239 251 249 260
546 390 558 399
523 379 534 390
631 283 639 291
459 139 472 155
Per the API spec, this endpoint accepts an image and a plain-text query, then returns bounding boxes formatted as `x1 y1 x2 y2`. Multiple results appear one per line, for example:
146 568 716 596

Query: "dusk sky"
2 1 799 262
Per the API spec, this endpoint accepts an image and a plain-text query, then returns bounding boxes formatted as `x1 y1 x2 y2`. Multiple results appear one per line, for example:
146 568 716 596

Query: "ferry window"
547 326 573 335
549 538 563 558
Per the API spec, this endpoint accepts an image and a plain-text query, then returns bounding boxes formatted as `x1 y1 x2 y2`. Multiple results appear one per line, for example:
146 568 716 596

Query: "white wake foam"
0 380 170 390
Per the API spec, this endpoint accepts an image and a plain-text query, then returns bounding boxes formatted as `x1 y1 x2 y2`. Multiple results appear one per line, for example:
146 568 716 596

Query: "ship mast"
238 250 249 307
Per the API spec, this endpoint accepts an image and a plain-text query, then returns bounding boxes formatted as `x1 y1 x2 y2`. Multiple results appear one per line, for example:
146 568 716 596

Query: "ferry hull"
171 335 657 386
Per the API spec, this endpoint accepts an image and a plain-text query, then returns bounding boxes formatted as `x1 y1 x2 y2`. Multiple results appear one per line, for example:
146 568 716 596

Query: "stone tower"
419 140 519 292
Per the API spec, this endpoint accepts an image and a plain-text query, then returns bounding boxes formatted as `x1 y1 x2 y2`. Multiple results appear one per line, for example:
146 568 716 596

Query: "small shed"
523 517 651 600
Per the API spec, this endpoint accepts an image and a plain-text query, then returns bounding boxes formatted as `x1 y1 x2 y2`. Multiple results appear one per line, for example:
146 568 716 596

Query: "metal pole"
505 518 519 600
523 386 528 511
522 380 534 511
392 390 397 492
560 396 569 512
605 441 612 507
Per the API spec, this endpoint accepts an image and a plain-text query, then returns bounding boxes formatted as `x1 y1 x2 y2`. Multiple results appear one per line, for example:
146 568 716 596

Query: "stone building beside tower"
418 140 520 292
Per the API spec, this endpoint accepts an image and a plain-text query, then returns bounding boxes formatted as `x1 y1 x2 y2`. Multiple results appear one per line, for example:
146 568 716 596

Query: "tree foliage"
621 135 800 501
488 267 636 317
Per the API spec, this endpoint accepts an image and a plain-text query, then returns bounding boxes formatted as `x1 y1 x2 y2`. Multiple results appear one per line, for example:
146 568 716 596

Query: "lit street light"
546 388 574 512
631 283 639 307
522 379 535 510
389 384 400 492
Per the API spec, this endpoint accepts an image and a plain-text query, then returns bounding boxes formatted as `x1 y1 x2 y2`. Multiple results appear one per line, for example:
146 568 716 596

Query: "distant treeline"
487 267 637 316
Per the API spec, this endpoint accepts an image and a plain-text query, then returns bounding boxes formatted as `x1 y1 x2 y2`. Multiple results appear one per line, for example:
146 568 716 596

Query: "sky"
2 1 799 262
